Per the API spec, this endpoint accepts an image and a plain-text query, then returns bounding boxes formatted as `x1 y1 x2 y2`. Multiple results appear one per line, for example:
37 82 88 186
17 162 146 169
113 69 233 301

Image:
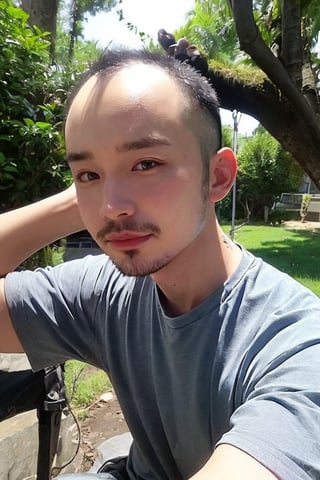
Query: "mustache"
96 220 160 241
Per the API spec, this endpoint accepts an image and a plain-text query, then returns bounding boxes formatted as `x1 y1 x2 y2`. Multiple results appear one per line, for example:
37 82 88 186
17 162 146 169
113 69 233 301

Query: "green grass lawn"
223 224 320 297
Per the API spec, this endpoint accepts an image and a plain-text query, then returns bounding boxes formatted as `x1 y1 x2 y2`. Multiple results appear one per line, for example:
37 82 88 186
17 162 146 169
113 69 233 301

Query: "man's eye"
77 171 99 183
133 160 159 171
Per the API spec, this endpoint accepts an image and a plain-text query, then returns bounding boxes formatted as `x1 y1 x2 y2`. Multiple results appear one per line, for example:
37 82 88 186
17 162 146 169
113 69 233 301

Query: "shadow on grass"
247 229 320 281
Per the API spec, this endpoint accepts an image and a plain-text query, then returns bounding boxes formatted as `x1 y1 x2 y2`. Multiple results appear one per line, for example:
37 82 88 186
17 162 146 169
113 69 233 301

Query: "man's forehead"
77 63 177 102
66 62 185 132
118 63 174 94
65 62 187 144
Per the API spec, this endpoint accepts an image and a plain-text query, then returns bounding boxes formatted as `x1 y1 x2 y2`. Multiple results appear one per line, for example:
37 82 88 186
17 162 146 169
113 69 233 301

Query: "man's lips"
104 232 153 249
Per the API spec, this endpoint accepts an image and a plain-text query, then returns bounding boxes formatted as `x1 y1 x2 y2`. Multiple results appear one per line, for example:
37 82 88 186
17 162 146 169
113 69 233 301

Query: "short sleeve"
217 314 320 480
5 255 111 371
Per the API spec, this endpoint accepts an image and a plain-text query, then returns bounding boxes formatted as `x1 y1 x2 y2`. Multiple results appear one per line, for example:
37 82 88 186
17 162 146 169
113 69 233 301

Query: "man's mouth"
104 231 154 250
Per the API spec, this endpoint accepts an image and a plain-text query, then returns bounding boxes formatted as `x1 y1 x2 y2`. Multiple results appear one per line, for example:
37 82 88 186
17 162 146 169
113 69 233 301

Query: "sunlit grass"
223 224 320 297
64 360 112 410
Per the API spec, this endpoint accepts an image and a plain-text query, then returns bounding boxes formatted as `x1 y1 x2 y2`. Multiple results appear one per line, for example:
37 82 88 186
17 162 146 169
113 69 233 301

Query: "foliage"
253 0 320 50
180 0 320 86
0 0 116 212
173 1 320 187
54 27 104 91
252 0 320 93
222 124 233 148
64 360 111 409
67 0 119 35
61 0 119 62
20 241 65 271
300 193 312 222
52 1 114 105
268 209 299 225
175 0 239 65
21 247 53 270
0 0 68 210
237 130 303 219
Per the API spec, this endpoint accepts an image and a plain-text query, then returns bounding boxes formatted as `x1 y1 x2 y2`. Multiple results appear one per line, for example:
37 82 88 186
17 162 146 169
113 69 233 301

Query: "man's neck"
152 220 242 317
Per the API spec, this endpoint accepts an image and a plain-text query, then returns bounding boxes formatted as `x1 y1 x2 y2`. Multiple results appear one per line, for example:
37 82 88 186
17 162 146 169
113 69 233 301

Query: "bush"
269 209 299 225
0 0 68 210
20 242 65 271
237 130 303 219
64 360 111 409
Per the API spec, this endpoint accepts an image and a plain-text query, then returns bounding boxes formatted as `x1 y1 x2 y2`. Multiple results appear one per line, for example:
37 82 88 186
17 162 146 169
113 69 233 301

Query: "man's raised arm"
0 185 83 276
0 185 84 352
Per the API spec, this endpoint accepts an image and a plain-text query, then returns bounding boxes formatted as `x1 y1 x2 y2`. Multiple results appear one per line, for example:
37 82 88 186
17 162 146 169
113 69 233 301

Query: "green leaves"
176 0 239 64
5 3 29 21
237 129 303 218
0 0 67 209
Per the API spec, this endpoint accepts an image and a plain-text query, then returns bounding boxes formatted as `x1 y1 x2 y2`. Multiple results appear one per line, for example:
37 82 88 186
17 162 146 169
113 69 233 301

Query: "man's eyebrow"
66 151 94 163
116 135 172 153
66 136 171 162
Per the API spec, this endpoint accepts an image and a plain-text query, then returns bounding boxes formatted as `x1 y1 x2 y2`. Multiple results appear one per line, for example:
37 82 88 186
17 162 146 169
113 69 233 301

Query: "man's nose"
99 180 136 220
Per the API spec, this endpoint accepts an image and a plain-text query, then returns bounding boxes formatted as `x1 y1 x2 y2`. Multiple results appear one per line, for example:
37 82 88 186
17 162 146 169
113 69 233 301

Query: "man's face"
65 64 212 276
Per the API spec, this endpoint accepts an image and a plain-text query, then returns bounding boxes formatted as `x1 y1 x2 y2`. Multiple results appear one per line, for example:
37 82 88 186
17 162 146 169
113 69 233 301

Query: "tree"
237 129 303 219
19 0 119 62
19 0 59 58
66 0 119 62
0 1 67 210
222 125 233 148
300 193 312 222
183 0 320 188
54 29 104 91
1 1 113 211
175 0 238 65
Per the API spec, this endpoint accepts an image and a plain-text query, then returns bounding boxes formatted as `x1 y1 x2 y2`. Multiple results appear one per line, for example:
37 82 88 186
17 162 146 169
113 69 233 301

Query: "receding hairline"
65 50 222 160
68 61 186 109
65 62 191 134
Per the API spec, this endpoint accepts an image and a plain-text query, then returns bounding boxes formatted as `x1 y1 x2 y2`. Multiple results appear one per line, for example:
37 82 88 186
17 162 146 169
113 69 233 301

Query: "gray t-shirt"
5 248 320 480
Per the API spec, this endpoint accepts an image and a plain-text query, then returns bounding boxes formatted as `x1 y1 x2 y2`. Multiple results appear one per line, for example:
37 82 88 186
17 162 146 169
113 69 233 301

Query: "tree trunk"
20 0 59 60
301 17 319 113
68 0 82 63
281 0 302 88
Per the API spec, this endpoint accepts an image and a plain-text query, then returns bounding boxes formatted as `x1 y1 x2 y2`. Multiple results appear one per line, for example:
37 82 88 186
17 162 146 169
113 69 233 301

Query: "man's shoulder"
229 246 320 311
58 254 142 294
48 253 117 280
6 253 135 299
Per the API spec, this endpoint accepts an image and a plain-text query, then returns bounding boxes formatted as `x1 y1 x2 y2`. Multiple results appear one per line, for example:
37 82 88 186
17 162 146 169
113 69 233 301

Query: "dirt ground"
283 219 320 231
77 219 320 472
79 390 129 471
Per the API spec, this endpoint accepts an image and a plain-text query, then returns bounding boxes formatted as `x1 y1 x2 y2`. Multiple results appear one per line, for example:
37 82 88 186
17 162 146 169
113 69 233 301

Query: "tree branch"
229 0 320 142
208 68 320 187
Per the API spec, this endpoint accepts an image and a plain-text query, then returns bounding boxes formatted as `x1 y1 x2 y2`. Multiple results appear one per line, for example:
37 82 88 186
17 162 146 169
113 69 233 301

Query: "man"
0 49 320 480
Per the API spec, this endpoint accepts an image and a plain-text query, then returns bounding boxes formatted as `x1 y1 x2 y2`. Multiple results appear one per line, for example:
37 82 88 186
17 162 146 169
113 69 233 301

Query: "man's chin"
111 253 172 277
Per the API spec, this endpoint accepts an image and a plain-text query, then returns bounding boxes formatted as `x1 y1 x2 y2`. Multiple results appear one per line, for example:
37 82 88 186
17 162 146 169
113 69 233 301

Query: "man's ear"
209 147 237 203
